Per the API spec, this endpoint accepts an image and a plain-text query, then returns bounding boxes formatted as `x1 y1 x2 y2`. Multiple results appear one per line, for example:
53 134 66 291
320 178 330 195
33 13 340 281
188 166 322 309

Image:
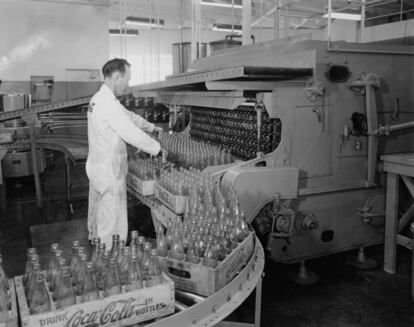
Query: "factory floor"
0 153 413 327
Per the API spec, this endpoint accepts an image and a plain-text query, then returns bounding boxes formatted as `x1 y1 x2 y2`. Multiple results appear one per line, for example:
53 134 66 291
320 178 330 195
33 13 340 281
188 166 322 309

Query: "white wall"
0 0 109 81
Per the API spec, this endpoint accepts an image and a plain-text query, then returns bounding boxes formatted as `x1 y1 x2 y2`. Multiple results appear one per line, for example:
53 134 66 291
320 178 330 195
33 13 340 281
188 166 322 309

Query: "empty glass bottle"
165 221 174 251
140 242 152 281
170 230 184 261
52 258 67 301
213 231 226 262
23 248 37 286
81 262 99 303
125 254 143 292
156 225 168 257
74 254 87 296
110 234 120 259
46 244 59 283
116 240 126 267
130 231 139 257
56 266 76 309
146 249 163 287
119 247 131 285
90 238 101 265
203 235 218 268
96 251 109 291
27 262 41 302
69 241 80 277
48 250 62 292
136 236 145 262
186 234 201 264
29 272 50 315
103 258 121 297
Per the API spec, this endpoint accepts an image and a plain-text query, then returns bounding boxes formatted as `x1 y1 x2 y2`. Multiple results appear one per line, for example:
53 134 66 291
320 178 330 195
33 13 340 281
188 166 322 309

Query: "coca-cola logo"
38 297 167 327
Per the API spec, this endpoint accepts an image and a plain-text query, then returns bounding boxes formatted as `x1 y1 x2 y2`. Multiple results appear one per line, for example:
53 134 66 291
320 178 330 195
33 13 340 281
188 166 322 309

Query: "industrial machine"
130 38 414 281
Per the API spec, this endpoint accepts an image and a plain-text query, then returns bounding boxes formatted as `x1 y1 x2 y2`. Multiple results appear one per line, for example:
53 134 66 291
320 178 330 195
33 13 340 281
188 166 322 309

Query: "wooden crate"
158 232 255 296
154 184 188 215
0 279 18 327
127 173 155 196
15 273 174 327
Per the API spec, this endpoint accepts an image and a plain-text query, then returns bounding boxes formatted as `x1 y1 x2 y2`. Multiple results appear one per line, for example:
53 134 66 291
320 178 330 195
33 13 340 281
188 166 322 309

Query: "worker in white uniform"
86 58 162 249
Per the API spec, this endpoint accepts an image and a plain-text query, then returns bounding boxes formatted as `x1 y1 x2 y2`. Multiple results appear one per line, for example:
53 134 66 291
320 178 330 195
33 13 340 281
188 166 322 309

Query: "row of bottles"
128 153 163 181
159 134 233 170
157 172 250 267
190 107 281 160
0 255 10 322
24 233 163 315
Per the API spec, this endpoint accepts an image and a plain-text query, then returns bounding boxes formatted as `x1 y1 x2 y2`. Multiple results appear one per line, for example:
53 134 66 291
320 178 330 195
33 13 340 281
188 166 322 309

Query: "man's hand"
153 126 163 137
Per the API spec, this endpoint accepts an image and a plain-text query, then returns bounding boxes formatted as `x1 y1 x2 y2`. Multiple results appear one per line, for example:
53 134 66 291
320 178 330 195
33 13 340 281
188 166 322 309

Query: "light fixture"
125 16 165 27
109 29 139 36
201 0 242 9
323 12 362 21
212 23 242 33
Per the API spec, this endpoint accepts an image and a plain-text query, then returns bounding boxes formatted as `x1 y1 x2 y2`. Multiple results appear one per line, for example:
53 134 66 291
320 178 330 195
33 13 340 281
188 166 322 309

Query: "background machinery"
129 38 414 282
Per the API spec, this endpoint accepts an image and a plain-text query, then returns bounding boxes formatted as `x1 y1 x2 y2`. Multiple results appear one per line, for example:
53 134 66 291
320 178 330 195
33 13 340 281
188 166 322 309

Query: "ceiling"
107 0 413 31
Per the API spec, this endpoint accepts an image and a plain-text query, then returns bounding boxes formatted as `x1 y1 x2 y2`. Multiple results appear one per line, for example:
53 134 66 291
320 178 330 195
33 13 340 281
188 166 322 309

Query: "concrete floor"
0 153 413 326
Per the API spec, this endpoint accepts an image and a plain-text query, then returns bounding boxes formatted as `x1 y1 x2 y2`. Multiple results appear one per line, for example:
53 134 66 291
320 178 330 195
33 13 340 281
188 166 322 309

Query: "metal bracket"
304 78 326 102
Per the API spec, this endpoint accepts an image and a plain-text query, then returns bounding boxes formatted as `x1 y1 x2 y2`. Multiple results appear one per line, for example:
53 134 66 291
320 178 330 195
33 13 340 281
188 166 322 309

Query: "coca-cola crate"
126 173 155 196
158 232 255 296
15 273 174 327
0 279 18 327
154 184 188 215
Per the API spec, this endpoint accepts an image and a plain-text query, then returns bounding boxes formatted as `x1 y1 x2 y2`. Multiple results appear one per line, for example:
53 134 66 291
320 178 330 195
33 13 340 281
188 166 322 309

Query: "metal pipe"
175 301 189 311
242 0 252 45
361 0 366 43
326 44 414 55
327 0 332 45
373 121 414 135
175 290 206 304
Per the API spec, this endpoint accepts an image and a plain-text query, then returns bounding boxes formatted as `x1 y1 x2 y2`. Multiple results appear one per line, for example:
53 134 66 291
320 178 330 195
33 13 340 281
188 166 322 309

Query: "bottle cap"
92 237 101 245
27 247 37 255
50 244 59 252
150 249 158 256
86 262 94 270
61 266 70 275
55 250 63 257
144 242 152 251
59 258 66 265
138 236 145 244
119 240 126 247
103 251 110 259
113 234 120 240
72 240 80 248
130 230 139 238
80 254 87 261
77 246 85 254
124 246 131 254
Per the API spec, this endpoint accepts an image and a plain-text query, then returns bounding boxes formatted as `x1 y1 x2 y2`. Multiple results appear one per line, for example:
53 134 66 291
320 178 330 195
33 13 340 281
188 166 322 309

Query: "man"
86 58 162 249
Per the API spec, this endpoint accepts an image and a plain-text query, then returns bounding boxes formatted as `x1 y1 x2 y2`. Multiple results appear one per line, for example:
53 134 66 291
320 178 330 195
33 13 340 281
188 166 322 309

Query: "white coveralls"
86 84 160 249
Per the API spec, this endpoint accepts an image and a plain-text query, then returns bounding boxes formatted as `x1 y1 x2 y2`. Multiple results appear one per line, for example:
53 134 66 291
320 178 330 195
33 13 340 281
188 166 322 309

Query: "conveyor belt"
0 96 91 122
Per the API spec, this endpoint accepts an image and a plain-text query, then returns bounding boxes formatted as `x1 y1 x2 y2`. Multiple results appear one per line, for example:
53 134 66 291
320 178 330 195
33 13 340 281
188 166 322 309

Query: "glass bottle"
186 234 201 264
0 255 8 294
140 242 151 281
116 240 126 268
90 237 101 266
155 225 168 257
147 249 163 287
214 231 226 262
23 248 37 286
56 266 76 309
0 276 8 322
170 230 184 261
165 221 174 251
119 247 131 285
46 244 59 283
130 231 139 257
103 258 121 297
110 234 120 259
29 272 50 315
27 262 41 302
203 235 218 268
136 236 145 262
52 258 66 301
125 254 143 292
96 251 109 291
69 241 80 277
182 224 191 253
74 254 87 296
49 250 62 292
81 262 99 303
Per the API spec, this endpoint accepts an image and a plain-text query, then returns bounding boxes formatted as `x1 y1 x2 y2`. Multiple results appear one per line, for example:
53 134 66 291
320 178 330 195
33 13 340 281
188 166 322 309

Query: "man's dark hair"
102 58 131 78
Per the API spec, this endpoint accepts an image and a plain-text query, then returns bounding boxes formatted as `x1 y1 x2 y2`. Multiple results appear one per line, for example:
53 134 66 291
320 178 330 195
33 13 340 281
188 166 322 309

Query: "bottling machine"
130 39 414 280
